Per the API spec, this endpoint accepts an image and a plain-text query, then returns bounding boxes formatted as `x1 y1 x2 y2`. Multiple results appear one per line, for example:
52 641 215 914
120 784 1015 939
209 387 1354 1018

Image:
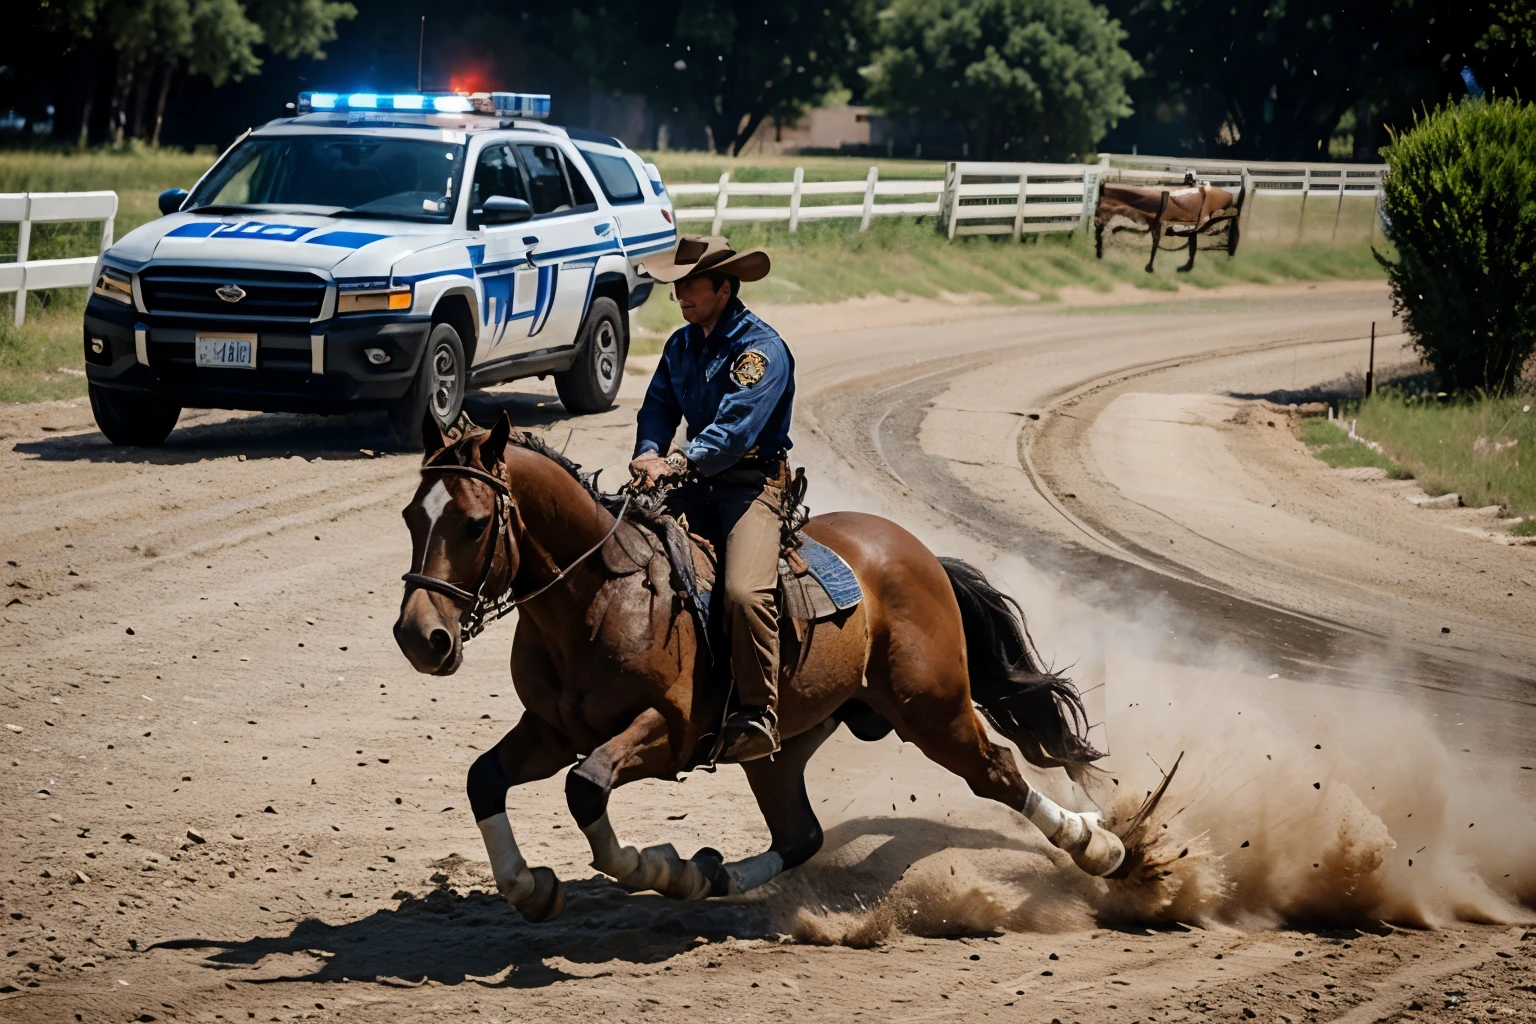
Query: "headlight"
337 284 413 314
93 266 134 305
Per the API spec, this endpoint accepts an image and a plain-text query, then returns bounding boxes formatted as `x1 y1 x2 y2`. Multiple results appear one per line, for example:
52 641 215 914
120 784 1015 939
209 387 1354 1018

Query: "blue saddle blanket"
798 536 863 610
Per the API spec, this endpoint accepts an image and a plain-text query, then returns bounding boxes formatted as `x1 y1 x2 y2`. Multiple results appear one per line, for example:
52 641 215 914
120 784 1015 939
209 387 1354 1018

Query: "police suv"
84 91 676 448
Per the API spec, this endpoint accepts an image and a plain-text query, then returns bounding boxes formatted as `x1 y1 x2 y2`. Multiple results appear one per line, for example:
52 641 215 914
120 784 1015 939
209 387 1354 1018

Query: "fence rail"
940 161 1102 240
1096 153 1386 242
0 191 117 326
669 170 943 232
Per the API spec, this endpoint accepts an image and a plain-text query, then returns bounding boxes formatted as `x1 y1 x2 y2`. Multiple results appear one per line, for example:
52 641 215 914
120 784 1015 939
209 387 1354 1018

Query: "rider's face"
674 276 732 327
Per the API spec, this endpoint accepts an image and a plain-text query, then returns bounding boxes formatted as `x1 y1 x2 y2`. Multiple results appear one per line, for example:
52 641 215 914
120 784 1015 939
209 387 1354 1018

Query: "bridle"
400 461 631 643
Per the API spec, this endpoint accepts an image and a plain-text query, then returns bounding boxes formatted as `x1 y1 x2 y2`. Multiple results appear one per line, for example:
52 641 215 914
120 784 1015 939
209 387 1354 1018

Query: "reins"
401 459 633 643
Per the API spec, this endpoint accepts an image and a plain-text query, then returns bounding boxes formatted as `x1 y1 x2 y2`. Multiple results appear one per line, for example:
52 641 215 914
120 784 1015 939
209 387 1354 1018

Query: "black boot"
720 705 780 762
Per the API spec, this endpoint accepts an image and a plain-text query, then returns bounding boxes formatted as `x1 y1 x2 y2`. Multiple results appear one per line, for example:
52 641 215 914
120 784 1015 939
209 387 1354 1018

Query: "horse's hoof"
690 846 730 898
1071 813 1127 878
515 866 565 922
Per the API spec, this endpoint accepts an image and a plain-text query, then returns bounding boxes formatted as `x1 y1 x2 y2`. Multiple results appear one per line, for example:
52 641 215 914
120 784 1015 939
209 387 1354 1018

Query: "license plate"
195 334 257 369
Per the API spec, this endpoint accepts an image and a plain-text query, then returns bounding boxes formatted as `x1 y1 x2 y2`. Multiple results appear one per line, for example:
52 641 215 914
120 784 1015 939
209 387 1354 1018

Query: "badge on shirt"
730 349 769 388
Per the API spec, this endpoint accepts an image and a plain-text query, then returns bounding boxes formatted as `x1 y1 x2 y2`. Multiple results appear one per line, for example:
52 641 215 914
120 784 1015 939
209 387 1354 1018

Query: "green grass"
1301 416 1414 477
1353 389 1536 519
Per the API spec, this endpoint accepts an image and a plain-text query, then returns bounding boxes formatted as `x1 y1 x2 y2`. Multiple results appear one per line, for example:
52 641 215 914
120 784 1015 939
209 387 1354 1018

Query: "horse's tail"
938 557 1103 781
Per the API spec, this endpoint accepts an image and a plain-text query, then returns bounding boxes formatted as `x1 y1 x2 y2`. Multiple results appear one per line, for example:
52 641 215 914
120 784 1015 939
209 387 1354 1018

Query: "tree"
532 0 877 155
1378 97 1536 394
1099 0 1536 161
864 0 1140 161
15 0 353 147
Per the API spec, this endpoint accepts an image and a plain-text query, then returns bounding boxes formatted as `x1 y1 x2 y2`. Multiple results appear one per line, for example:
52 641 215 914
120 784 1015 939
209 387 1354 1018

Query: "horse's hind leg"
468 712 576 922
565 708 715 901
873 665 1122 877
710 716 840 895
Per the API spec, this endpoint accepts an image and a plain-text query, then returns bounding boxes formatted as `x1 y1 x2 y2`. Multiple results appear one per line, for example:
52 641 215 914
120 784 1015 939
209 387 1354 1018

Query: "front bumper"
83 296 432 414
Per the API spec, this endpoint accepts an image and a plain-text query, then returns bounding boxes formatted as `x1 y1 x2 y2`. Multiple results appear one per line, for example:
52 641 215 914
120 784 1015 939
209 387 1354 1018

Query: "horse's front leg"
1178 229 1198 272
565 708 716 901
467 711 575 922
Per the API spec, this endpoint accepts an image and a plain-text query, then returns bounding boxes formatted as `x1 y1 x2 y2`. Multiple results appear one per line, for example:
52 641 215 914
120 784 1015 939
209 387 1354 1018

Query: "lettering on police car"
730 350 769 388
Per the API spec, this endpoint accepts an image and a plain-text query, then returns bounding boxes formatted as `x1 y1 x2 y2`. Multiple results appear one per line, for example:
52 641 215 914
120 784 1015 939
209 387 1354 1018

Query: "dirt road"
2 283 1531 1023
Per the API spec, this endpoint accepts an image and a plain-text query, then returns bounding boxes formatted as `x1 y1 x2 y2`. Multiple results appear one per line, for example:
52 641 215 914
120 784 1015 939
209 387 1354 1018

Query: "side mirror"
158 188 189 216
477 195 532 226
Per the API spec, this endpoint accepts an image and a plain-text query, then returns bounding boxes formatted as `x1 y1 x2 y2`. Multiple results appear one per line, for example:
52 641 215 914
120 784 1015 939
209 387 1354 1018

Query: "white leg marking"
477 812 535 906
725 850 784 894
1024 788 1082 846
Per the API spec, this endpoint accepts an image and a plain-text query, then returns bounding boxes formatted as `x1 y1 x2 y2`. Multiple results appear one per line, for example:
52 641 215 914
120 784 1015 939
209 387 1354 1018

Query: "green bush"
1377 97 1536 394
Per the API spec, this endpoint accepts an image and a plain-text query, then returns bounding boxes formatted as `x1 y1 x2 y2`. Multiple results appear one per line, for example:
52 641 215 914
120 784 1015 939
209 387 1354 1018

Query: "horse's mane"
432 418 658 520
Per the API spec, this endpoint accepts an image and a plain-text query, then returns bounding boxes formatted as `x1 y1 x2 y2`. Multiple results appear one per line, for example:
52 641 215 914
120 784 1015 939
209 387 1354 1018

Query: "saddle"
599 501 863 657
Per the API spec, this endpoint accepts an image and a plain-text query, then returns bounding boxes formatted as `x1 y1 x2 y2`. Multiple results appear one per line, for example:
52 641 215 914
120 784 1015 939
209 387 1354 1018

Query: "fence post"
711 171 730 235
12 195 31 327
1011 167 1029 243
788 167 804 233
1296 167 1309 242
859 166 878 232
1332 174 1346 242
101 198 115 251
1078 167 1101 234
944 164 960 242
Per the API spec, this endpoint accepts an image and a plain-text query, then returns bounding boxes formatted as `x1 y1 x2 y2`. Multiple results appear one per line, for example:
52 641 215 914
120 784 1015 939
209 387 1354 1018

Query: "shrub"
1377 97 1536 394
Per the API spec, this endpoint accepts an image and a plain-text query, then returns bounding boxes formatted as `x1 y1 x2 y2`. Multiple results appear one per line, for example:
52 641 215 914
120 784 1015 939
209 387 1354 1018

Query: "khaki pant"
665 469 783 708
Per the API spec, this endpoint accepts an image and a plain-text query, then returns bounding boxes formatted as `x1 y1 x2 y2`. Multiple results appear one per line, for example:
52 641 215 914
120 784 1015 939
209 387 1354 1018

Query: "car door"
466 140 541 362
511 140 609 347
576 143 675 268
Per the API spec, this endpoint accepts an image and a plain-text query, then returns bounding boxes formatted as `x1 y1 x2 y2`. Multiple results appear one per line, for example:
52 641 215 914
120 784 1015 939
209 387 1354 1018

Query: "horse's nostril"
428 628 453 661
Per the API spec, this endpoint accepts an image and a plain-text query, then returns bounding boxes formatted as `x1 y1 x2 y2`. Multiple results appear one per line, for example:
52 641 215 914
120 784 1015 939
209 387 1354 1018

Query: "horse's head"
393 411 518 675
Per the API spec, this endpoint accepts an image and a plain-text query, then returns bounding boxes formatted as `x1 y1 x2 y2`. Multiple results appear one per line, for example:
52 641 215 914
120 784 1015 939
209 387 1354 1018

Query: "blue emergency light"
297 91 550 119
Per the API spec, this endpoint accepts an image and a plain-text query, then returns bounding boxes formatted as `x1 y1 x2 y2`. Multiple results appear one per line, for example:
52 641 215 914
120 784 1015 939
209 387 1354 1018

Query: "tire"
388 321 466 451
554 296 626 415
88 383 181 446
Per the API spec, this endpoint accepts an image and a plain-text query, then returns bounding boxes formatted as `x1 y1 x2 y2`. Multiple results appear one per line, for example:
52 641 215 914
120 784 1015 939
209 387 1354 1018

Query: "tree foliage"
863 0 1139 161
532 0 876 155
1378 97 1536 394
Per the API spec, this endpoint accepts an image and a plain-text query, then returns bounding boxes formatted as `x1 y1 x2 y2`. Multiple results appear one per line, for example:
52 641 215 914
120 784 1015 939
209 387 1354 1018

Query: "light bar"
297 91 550 119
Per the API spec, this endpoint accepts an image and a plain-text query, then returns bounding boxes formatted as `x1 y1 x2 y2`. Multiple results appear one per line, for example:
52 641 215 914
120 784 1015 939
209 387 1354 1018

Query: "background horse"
1095 178 1241 273
393 413 1126 922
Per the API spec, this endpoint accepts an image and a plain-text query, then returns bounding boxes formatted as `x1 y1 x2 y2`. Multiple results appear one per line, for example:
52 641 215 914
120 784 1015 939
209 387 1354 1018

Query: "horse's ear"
478 410 512 470
421 411 448 462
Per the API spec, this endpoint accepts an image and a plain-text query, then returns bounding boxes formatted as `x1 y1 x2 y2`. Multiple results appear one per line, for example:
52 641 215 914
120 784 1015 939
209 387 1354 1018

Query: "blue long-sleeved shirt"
633 298 794 476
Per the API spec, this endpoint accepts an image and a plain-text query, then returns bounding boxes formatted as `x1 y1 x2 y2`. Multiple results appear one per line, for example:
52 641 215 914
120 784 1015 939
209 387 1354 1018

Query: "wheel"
88 383 180 446
554 297 626 415
388 321 465 451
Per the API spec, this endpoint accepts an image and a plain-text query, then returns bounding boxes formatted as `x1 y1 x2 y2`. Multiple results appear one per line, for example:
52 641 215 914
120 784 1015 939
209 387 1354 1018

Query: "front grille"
139 266 327 320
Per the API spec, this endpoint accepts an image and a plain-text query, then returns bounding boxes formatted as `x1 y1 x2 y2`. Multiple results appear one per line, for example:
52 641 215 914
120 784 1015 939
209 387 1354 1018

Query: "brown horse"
1094 176 1241 273
392 413 1126 922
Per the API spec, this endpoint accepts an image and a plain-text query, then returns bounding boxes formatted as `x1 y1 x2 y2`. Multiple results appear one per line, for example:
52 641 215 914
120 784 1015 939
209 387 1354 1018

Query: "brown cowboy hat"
639 234 771 284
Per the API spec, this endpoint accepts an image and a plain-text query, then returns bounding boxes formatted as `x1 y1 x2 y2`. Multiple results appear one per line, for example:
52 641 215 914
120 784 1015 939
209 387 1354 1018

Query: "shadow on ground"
141 817 1041 988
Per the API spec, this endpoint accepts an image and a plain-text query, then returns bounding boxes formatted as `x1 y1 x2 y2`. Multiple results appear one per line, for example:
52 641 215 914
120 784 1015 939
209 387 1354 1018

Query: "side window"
516 143 575 215
471 143 528 217
579 149 643 205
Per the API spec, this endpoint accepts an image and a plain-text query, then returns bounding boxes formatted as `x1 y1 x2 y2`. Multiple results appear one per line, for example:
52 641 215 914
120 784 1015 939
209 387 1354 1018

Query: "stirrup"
721 708 780 762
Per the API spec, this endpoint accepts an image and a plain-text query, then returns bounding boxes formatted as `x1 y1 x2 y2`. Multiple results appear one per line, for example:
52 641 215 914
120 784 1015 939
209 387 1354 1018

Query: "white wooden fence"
939 162 1102 240
668 170 944 232
0 191 117 326
1097 153 1385 241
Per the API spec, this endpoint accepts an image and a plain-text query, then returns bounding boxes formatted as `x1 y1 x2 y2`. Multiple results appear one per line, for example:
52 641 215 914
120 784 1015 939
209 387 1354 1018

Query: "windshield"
186 134 466 222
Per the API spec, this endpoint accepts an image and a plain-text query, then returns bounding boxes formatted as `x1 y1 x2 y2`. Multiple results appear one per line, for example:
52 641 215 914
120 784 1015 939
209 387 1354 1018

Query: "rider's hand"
628 453 674 491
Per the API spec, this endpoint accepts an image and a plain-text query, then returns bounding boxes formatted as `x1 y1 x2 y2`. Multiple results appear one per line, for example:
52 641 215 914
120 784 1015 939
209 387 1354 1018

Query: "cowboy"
629 235 793 762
